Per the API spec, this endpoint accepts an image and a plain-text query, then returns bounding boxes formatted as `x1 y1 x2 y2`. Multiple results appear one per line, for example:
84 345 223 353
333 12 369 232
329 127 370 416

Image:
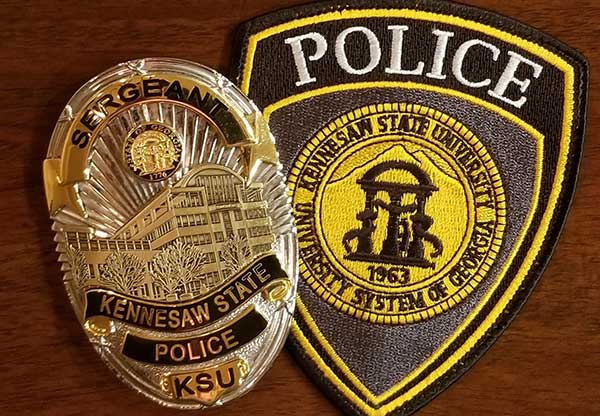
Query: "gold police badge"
43 58 297 408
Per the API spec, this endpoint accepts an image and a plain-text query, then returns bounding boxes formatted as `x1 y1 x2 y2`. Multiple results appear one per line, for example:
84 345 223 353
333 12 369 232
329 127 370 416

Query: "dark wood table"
0 1 598 414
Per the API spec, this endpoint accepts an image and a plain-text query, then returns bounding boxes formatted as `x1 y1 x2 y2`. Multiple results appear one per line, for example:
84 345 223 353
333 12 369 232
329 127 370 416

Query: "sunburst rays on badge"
61 102 245 235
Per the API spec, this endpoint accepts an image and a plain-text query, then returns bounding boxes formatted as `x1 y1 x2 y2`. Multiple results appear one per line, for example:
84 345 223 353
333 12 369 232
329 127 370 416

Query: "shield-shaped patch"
231 0 588 414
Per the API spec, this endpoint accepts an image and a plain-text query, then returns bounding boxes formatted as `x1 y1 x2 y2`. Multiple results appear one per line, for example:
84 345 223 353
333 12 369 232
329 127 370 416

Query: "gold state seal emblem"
124 123 183 181
290 103 506 324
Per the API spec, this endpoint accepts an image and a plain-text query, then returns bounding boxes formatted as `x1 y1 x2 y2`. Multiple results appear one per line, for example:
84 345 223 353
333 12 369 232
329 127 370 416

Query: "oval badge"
43 58 297 408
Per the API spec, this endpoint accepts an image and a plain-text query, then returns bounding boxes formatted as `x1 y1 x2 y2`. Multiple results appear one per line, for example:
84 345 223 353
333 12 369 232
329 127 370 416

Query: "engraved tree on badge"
99 250 146 294
65 245 91 287
150 240 207 299
221 233 252 278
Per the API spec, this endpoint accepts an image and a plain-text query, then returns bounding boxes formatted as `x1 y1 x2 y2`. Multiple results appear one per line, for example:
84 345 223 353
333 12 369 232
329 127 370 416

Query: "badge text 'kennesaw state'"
285 25 543 109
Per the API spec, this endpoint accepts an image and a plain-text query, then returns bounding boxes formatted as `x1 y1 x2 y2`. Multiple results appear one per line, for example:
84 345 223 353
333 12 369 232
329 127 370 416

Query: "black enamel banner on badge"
84 254 285 332
121 307 268 365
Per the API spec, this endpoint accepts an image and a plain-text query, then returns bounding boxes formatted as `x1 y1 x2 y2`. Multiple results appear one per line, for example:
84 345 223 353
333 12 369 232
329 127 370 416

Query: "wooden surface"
0 1 598 415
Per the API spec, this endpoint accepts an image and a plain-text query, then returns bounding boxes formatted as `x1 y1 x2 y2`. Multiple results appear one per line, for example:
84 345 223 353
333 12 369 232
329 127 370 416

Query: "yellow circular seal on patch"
290 103 506 324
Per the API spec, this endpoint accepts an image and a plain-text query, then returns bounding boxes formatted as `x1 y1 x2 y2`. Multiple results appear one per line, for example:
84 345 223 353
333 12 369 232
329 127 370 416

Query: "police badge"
232 0 588 414
43 58 297 408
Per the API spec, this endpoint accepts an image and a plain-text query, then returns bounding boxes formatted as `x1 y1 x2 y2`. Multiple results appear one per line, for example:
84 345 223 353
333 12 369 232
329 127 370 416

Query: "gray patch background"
270 88 537 395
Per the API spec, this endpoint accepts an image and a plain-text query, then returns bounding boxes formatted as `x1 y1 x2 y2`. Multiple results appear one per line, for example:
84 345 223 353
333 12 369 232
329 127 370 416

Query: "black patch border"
230 1 588 415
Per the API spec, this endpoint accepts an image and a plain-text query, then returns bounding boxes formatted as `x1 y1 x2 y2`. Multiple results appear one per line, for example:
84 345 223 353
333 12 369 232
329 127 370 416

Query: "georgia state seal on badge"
232 0 588 414
43 58 297 408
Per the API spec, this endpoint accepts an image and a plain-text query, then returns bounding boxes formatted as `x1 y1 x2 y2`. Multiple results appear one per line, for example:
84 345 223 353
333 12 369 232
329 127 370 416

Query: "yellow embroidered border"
240 9 574 415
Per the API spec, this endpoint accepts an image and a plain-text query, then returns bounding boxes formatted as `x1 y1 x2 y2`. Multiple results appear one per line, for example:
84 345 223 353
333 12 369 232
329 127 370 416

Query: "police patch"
232 1 588 414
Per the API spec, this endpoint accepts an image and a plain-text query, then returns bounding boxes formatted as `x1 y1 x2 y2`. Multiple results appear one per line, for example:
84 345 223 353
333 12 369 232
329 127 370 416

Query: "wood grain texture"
0 0 597 415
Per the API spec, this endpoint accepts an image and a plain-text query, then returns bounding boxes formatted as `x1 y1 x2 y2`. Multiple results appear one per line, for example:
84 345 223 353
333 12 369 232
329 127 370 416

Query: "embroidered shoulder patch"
231 1 588 414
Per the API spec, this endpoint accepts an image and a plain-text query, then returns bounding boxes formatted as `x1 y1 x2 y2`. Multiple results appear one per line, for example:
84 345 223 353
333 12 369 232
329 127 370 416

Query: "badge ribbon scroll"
43 58 298 409
231 0 588 414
